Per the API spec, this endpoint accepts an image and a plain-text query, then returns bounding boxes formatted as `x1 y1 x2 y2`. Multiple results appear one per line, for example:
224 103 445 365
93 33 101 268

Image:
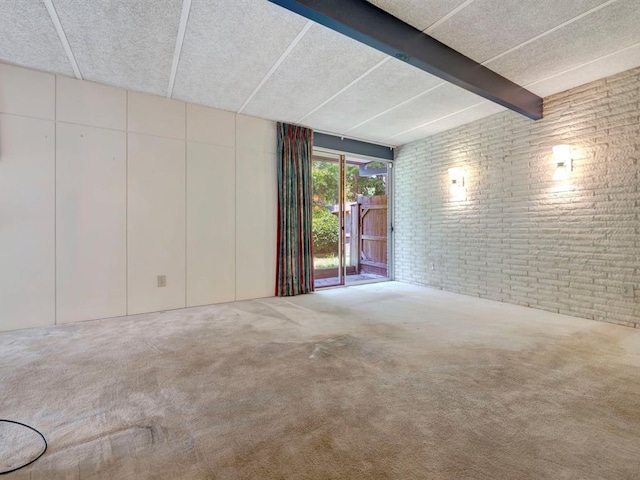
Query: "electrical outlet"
430 262 435 271
622 284 634 298
157 275 167 288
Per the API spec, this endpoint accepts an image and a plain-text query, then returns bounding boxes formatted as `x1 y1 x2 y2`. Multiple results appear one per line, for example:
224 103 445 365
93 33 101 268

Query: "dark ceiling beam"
268 0 543 120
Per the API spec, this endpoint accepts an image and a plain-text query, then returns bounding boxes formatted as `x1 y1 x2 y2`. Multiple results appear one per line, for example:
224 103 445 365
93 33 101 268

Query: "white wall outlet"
622 284 634 298
157 275 167 288
430 262 435 271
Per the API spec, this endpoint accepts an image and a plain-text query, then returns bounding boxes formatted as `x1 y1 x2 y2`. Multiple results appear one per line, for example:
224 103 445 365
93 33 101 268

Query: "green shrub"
313 208 339 256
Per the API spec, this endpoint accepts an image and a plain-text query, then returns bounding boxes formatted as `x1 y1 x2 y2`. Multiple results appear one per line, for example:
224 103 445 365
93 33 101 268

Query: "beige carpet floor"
1 282 639 479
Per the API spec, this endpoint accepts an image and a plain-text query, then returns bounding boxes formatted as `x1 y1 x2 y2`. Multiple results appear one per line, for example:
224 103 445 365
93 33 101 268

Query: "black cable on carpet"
0 420 47 475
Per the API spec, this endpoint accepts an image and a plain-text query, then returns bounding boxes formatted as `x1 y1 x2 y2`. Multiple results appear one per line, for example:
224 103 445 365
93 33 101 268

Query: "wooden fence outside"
349 195 388 277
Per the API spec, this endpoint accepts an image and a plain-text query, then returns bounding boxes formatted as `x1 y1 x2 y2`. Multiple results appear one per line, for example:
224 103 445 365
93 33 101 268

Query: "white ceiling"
1 0 639 147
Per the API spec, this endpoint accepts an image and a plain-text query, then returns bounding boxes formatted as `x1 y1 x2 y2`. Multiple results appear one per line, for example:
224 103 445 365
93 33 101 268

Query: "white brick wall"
394 68 640 328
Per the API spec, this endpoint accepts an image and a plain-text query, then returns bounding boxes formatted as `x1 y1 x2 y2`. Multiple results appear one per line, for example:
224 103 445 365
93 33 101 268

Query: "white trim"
296 57 391 123
524 40 640 88
424 0 477 33
295 0 476 127
385 101 488 141
385 37 640 141
167 0 193 98
484 0 619 65
343 0 621 136
43 0 82 79
237 21 314 114
343 82 446 134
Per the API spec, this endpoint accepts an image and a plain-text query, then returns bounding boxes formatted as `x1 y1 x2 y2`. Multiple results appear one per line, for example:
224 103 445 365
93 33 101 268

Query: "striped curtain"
276 123 314 296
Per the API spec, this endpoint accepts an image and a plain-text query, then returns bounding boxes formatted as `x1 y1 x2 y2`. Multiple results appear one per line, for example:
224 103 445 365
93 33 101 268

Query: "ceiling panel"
348 82 483 141
390 101 506 146
527 42 640 98
242 24 387 123
172 0 308 112
366 0 468 31
429 0 610 63
301 58 442 133
486 0 640 87
52 0 182 95
2 0 640 148
0 0 73 76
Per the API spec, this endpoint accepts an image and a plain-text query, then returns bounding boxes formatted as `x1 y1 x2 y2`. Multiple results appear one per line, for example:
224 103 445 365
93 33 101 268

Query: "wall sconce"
552 144 572 181
448 167 465 199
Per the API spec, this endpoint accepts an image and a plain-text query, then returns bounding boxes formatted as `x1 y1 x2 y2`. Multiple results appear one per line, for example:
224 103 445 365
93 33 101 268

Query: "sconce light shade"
552 144 572 181
448 167 466 200
448 167 465 186
552 144 571 161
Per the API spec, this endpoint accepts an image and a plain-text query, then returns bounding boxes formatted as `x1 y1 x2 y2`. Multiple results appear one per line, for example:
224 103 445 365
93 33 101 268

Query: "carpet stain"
309 335 355 359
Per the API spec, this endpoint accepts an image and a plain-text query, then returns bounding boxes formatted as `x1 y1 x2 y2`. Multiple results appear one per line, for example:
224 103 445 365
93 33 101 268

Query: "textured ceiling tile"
0 0 73 76
52 0 182 95
302 58 442 133
242 24 386 122
391 102 506 146
430 0 609 63
487 0 640 88
348 82 482 141
172 0 308 112
366 0 468 31
527 44 640 97
527 42 640 98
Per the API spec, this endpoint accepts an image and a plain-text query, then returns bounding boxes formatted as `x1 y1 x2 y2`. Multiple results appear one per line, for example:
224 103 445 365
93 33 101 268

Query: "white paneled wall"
186 103 235 147
0 113 55 331
236 115 278 301
185 104 238 306
186 142 236 306
236 113 277 154
127 133 186 315
0 62 277 332
56 76 126 130
56 123 127 323
0 64 55 119
128 92 186 139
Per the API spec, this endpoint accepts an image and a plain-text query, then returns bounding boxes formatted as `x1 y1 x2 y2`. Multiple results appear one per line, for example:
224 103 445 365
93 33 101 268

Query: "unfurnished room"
1 0 639 478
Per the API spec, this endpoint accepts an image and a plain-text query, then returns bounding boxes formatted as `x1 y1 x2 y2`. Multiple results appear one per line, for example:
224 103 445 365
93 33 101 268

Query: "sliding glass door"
312 151 391 289
344 162 388 284
312 154 345 288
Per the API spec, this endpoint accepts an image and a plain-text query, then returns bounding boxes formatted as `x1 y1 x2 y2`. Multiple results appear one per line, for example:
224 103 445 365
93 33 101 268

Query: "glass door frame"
338 154 346 286
312 152 393 289
312 153 346 288
344 158 392 286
